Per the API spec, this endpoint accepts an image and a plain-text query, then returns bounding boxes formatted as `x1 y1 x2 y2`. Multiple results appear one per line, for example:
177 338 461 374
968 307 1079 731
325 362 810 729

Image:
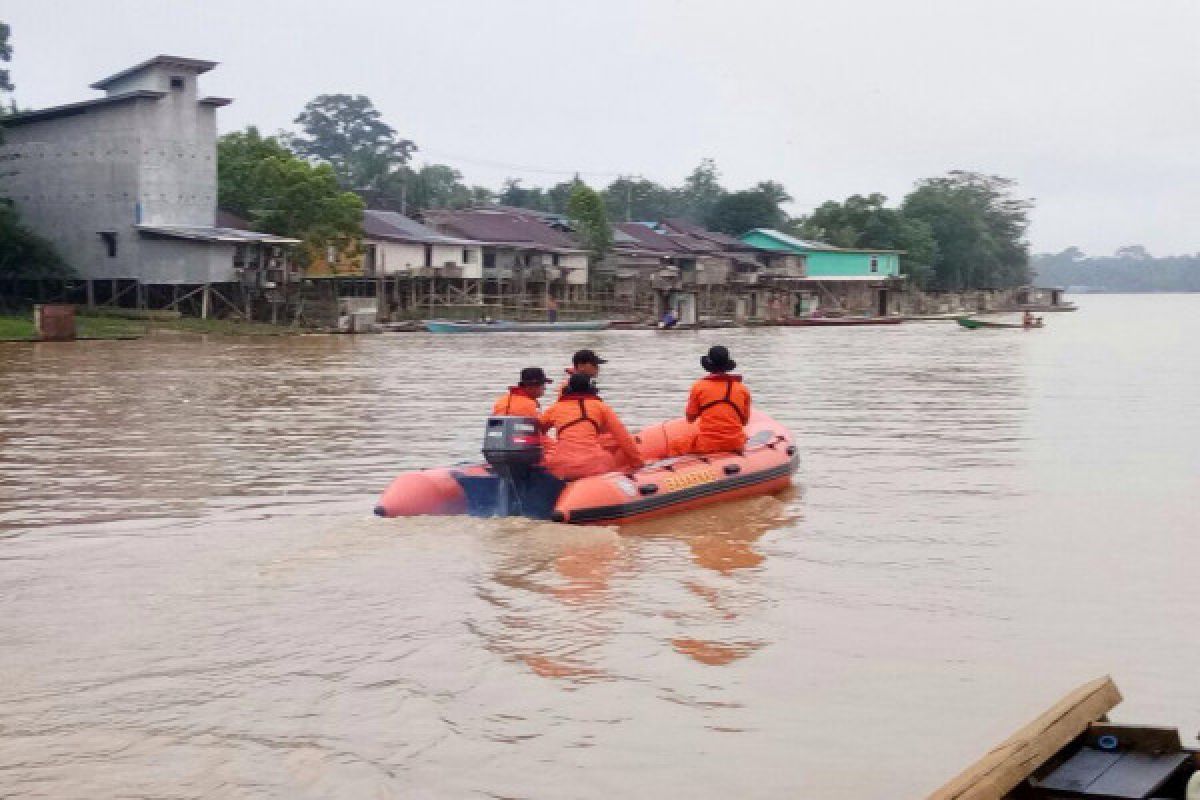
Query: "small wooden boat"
930 676 1199 800
783 316 904 327
958 317 1043 330
424 319 611 333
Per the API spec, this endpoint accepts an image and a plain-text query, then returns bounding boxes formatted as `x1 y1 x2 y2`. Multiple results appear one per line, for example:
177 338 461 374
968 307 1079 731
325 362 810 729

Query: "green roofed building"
739 228 904 316
740 228 902 279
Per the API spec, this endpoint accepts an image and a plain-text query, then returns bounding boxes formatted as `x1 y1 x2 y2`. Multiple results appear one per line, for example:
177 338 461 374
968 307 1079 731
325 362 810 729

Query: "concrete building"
423 208 590 294
0 55 295 306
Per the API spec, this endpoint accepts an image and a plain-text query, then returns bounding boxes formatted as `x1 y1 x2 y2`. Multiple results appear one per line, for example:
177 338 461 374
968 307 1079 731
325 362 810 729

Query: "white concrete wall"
138 238 236 283
376 241 426 274
0 66 221 283
433 244 482 279
373 240 483 278
1 100 150 279
559 252 589 286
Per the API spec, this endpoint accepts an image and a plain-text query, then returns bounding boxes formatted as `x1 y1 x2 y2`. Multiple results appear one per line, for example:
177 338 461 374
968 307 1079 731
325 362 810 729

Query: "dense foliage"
0 22 72 279
1033 247 1200 292
217 127 363 263
566 183 612 260
0 204 72 279
797 193 937 286
705 181 792 235
901 172 1032 289
290 94 415 190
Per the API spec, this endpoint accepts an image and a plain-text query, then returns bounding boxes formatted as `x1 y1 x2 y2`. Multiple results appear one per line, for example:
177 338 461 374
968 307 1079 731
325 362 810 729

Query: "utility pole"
624 173 644 222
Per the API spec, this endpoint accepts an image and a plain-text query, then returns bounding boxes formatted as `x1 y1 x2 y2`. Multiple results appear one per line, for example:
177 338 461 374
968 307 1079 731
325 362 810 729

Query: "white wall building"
0 55 295 286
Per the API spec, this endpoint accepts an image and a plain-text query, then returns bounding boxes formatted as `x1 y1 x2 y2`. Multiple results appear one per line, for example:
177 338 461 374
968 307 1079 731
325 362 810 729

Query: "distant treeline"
1033 246 1200 292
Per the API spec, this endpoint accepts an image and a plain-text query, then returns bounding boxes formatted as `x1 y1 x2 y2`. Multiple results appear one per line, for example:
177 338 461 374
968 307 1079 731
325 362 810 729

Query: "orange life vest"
685 374 751 453
540 394 642 480
491 387 540 417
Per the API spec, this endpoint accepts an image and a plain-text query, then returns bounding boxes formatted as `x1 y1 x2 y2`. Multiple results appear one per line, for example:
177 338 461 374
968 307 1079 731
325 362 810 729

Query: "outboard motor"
482 416 543 516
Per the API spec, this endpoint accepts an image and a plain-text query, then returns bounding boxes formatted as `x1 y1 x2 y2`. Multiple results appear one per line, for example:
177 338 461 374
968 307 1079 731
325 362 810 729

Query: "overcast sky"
5 0 1198 255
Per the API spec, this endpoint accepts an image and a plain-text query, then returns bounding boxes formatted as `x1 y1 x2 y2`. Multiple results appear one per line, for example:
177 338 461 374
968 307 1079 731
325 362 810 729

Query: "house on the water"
740 228 904 315
0 55 298 314
423 208 590 300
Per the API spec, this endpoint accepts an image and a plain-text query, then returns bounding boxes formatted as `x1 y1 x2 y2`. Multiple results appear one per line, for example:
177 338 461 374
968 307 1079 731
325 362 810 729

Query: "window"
483 251 496 269
326 245 337 264
99 231 117 257
551 253 561 267
423 244 433 267
462 248 473 263
169 76 185 90
869 256 879 273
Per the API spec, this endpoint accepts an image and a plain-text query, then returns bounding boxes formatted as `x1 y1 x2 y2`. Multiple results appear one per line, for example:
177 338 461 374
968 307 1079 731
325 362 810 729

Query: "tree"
290 94 415 189
1114 244 1150 260
705 185 790 235
0 22 71 279
498 178 547 211
0 204 72 279
566 183 612 260
602 176 685 222
902 171 1032 289
376 163 476 213
679 158 725 223
217 127 364 264
216 126 294 217
796 192 937 285
0 21 12 95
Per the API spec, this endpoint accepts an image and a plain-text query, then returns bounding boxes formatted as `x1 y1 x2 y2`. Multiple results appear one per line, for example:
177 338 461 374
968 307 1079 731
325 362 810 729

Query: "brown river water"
2 294 1198 798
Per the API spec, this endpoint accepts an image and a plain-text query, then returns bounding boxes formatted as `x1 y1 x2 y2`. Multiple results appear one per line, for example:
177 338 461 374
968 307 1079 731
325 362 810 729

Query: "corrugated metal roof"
136 225 299 244
424 209 583 250
0 90 167 126
363 210 477 245
746 228 903 254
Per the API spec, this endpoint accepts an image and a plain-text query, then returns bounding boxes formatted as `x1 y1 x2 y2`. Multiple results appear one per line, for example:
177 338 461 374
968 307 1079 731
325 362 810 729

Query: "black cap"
518 367 551 386
701 345 737 373
572 349 608 366
566 373 598 395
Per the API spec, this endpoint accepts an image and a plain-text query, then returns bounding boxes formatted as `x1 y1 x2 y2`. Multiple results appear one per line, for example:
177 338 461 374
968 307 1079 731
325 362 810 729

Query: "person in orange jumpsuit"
557 349 606 397
492 367 552 416
539 373 645 481
670 345 752 455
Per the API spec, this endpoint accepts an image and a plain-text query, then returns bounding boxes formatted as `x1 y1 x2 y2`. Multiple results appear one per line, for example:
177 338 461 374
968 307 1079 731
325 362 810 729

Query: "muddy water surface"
2 294 1198 798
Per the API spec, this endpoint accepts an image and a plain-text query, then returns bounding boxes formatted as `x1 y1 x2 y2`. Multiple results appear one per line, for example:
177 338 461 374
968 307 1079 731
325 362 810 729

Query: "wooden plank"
927 676 1123 800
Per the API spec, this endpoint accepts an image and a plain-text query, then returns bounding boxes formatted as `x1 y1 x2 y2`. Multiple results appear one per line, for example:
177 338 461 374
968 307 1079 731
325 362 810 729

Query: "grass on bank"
0 312 295 341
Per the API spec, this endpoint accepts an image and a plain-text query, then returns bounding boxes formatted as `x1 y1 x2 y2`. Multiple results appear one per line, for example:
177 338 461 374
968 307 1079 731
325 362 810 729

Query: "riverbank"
0 312 296 341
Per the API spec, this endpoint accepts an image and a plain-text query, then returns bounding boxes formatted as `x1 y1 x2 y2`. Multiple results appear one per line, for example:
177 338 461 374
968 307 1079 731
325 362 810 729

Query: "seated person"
539 373 645 481
558 349 606 396
492 367 551 416
660 308 679 329
670 345 752 455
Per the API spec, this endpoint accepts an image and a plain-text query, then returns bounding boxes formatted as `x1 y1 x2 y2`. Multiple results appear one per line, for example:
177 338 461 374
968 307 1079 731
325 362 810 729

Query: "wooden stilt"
201 283 210 319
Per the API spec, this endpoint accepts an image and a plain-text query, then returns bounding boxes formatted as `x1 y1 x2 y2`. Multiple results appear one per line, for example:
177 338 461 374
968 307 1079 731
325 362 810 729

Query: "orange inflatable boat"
374 411 797 526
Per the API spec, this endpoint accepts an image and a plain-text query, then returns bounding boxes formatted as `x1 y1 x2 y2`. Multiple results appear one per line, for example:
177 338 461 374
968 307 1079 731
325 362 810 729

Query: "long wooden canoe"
957 317 1042 330
424 319 611 333
783 317 904 327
